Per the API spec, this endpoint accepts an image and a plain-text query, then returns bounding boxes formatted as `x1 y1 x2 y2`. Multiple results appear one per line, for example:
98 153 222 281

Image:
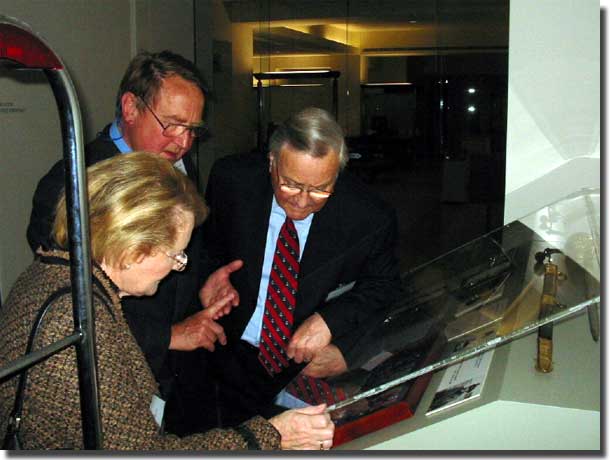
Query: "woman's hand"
269 404 335 450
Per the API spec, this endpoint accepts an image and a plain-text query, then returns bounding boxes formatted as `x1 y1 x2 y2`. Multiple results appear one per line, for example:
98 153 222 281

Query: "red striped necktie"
286 374 347 405
258 217 300 375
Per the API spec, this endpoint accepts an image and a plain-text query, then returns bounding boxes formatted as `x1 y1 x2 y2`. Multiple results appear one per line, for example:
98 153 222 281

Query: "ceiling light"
362 82 413 86
266 70 332 75
279 84 324 87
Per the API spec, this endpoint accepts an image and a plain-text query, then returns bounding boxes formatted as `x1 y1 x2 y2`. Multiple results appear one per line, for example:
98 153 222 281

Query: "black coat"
26 125 204 400
200 152 402 423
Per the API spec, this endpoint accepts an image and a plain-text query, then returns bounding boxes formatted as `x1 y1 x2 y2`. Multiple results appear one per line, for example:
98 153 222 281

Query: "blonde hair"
53 151 207 268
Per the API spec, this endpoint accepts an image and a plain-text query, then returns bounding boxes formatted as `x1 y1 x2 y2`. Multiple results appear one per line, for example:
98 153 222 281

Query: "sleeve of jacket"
27 132 117 253
28 285 281 450
152 416 281 450
26 159 65 252
199 160 228 281
120 295 173 390
316 208 402 368
94 287 283 450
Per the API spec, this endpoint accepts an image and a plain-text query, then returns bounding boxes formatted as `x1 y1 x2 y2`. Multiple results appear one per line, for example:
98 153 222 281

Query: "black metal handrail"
0 15 102 449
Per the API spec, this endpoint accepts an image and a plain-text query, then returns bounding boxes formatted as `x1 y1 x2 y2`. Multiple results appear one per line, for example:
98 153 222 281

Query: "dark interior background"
214 0 509 273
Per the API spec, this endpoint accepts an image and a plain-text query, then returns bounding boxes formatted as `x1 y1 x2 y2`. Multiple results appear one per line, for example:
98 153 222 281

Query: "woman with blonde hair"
0 152 334 450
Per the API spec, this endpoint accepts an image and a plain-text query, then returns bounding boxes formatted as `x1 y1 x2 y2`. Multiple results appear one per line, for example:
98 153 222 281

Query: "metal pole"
257 77 264 153
332 76 338 120
45 69 102 449
0 334 81 382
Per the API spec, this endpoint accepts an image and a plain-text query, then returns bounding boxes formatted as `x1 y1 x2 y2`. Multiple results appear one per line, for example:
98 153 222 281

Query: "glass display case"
281 188 601 446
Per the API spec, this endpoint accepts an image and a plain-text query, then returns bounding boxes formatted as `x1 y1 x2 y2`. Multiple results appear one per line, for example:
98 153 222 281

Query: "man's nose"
174 131 192 149
295 190 309 207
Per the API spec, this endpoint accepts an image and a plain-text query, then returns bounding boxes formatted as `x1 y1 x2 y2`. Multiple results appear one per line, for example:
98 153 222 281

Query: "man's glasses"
165 250 188 271
273 159 334 200
138 95 206 138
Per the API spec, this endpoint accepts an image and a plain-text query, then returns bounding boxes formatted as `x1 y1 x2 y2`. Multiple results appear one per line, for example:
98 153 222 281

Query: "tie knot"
283 218 299 247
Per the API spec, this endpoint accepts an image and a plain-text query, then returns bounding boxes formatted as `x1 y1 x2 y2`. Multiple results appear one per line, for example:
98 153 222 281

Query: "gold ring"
319 440 324 450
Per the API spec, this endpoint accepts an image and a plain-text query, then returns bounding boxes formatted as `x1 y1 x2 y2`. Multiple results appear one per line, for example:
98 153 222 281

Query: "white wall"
0 0 195 302
504 0 600 222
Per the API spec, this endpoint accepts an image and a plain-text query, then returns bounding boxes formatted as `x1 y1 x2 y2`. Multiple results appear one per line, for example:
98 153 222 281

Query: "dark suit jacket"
26 124 204 400
202 152 402 371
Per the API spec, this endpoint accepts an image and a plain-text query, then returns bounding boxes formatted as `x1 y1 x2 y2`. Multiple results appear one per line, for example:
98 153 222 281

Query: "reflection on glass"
280 189 600 434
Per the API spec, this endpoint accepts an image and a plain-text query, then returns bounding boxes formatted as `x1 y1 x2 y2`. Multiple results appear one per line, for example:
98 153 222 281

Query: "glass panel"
280 189 601 424
252 71 339 152
227 0 509 272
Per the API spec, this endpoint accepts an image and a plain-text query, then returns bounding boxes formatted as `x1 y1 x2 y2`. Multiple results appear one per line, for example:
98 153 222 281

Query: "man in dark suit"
26 50 239 432
200 107 402 428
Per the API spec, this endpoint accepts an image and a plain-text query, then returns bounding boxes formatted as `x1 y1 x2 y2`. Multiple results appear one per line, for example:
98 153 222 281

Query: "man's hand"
286 313 332 364
302 344 348 379
199 259 243 318
169 291 237 351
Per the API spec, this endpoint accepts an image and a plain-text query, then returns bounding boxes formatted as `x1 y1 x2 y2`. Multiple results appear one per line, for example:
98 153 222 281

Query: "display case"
281 188 600 447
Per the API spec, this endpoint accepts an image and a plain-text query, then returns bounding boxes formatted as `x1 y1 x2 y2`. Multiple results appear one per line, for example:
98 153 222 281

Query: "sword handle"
536 336 553 372
535 253 561 373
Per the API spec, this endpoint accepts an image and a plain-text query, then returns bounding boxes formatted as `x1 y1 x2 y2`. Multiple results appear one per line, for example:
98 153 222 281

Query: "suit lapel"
171 152 199 312
299 187 344 283
242 174 274 305
182 154 198 186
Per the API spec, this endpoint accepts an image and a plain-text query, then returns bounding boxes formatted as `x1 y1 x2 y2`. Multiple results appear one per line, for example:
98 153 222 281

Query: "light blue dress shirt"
110 119 131 153
110 118 187 174
240 196 313 346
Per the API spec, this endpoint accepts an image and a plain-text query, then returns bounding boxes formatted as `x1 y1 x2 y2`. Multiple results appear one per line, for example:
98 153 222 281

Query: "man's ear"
121 92 139 125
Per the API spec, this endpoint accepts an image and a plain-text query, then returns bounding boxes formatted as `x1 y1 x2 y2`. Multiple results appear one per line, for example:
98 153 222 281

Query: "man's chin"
160 152 183 162
286 209 313 221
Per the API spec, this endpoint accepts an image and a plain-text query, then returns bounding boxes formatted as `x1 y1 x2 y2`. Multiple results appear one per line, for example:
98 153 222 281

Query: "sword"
534 249 564 373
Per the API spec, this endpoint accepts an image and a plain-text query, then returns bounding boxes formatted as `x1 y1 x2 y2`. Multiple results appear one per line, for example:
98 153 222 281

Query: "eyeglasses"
273 160 334 200
165 250 188 271
138 95 206 138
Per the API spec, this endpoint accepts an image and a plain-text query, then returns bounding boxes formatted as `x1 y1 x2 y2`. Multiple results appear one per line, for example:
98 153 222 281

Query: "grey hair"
268 107 348 169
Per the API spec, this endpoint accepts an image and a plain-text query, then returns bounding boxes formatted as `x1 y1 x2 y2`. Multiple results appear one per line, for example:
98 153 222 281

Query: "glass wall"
213 0 509 271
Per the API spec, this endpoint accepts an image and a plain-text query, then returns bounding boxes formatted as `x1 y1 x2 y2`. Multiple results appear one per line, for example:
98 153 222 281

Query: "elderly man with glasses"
26 50 241 435
191 107 402 432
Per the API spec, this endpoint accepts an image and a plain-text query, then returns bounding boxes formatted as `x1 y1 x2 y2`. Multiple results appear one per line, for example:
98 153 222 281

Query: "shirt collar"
271 195 314 226
110 118 132 154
